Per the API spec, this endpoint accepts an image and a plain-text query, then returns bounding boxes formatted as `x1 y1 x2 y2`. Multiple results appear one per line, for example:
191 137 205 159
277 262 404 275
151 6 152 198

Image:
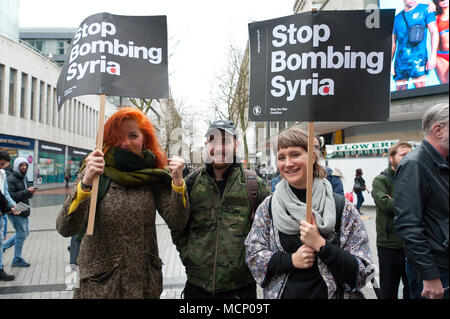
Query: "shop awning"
325 140 420 159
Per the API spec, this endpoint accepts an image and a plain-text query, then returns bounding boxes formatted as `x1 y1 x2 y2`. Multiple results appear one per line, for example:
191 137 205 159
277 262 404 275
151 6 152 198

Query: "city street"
0 185 381 299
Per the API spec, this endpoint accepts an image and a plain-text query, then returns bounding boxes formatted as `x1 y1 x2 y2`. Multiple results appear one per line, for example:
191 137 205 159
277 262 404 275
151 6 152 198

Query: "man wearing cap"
172 120 270 299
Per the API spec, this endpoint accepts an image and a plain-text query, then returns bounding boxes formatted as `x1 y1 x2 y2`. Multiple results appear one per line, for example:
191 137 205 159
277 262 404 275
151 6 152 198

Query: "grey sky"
18 0 294 115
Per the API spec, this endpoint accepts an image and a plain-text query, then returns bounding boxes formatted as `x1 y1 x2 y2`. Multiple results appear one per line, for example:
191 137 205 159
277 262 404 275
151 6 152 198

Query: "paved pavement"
0 188 384 299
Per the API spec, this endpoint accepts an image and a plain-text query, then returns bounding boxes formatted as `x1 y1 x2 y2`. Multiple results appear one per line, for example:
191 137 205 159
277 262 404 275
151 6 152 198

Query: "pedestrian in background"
171 120 270 299
394 103 449 299
0 151 15 240
245 128 374 299
0 152 16 280
313 136 344 196
56 107 189 299
270 170 282 192
372 141 412 299
64 167 71 189
353 168 370 214
0 189 15 281
3 157 36 267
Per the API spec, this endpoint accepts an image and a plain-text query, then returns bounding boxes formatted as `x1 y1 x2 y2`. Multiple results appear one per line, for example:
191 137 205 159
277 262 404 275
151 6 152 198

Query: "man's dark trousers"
377 246 410 299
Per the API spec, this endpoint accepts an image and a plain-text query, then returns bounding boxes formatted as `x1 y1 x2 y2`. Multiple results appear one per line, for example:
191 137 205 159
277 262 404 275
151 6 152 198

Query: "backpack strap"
186 168 202 197
331 192 346 299
244 169 258 221
331 192 345 246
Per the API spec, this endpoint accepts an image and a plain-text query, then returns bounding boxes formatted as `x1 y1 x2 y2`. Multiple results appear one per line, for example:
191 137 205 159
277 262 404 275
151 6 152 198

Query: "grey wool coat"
56 171 189 299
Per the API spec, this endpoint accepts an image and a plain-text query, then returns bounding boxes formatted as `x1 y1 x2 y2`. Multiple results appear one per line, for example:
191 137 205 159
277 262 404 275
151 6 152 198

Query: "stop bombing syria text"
66 21 163 81
268 23 385 101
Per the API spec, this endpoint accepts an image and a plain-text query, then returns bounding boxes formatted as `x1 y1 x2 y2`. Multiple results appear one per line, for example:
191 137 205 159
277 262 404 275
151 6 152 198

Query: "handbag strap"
402 10 410 29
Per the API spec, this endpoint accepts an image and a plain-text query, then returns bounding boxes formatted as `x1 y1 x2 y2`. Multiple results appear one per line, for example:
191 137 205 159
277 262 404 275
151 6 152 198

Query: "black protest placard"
248 10 395 122
57 13 169 110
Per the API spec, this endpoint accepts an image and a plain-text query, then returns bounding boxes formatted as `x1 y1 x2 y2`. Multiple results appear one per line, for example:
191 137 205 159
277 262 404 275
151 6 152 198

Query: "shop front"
324 140 420 206
37 140 65 184
67 146 90 182
0 134 35 183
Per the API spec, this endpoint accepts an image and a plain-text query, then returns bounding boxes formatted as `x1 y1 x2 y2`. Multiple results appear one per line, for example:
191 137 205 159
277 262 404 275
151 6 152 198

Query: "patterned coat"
245 196 374 299
56 170 189 299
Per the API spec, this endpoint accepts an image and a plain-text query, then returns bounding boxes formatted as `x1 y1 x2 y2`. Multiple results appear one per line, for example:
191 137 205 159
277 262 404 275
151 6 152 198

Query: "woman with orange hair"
56 107 189 299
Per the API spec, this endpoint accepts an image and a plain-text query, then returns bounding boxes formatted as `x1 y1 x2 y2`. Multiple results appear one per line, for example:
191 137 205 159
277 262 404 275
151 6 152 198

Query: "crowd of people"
0 103 448 300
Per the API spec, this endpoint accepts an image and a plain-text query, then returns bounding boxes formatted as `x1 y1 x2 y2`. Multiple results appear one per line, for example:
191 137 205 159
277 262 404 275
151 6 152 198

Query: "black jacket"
393 140 449 280
7 171 33 217
0 191 9 215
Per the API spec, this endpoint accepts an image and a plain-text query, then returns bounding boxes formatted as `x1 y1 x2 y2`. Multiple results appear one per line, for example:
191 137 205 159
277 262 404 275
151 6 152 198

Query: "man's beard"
208 150 235 169
212 162 231 170
392 161 399 170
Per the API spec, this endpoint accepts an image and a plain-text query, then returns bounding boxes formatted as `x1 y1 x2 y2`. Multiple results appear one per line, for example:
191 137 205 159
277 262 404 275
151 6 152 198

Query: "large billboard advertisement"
380 0 449 99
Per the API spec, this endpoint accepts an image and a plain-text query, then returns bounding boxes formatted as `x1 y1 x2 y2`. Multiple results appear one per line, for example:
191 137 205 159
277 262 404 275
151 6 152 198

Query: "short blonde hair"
276 127 327 179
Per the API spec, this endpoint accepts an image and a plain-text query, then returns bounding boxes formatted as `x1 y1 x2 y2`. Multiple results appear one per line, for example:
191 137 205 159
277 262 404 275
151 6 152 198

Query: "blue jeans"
355 190 364 211
0 215 4 269
406 259 449 299
69 235 81 265
2 214 6 238
3 215 29 261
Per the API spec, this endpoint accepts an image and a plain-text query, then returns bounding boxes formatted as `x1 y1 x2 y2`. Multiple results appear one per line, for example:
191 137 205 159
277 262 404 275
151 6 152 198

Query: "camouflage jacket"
171 164 270 293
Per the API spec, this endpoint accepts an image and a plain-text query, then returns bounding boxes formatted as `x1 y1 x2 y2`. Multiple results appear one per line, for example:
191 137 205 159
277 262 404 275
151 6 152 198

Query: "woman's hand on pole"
292 245 316 269
82 149 105 186
300 217 326 252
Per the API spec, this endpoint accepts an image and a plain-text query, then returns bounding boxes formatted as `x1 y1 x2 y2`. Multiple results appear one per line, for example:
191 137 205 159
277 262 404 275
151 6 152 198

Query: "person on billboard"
392 0 439 90
433 0 449 83
56 107 189 299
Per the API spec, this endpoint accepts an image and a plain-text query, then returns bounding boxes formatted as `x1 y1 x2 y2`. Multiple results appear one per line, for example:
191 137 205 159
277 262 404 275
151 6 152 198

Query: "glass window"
67 155 84 182
28 40 44 52
37 152 65 184
30 77 36 120
20 73 27 118
57 40 65 55
39 81 45 123
9 68 17 116
47 84 51 125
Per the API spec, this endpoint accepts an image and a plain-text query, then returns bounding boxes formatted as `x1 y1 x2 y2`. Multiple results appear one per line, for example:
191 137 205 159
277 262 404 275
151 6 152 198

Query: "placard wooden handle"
305 122 315 224
86 94 106 236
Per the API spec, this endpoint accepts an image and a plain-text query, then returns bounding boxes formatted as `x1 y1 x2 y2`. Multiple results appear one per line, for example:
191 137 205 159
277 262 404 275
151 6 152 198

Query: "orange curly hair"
102 106 167 169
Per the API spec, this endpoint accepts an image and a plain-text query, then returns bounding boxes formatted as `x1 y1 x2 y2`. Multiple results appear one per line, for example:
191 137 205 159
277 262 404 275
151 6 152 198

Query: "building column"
23 73 31 120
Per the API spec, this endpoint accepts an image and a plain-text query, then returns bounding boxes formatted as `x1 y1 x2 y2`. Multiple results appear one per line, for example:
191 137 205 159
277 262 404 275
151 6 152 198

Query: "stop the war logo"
57 13 169 110
248 10 395 122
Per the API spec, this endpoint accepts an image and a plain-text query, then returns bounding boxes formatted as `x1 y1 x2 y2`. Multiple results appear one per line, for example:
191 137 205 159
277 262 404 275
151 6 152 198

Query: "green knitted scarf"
76 147 170 240
102 146 172 187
